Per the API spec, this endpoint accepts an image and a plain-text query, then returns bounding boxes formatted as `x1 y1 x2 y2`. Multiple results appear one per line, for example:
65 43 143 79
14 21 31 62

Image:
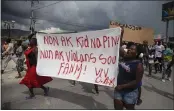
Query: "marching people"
1 38 17 74
20 33 53 99
161 44 173 82
15 40 25 78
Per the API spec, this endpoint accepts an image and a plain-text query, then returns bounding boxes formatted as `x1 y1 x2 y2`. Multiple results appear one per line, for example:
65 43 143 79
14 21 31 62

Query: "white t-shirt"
148 55 154 63
155 45 164 58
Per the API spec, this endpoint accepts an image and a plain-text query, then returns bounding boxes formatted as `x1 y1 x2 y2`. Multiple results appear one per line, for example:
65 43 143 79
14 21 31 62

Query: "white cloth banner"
36 28 121 87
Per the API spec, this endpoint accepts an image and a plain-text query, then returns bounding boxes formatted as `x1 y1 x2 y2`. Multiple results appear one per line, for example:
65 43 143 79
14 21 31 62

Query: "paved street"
1 60 174 109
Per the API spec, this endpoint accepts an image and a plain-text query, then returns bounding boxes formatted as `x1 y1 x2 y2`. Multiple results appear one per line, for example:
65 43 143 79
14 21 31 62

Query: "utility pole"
28 0 39 33
165 20 169 43
30 10 35 33
3 21 15 38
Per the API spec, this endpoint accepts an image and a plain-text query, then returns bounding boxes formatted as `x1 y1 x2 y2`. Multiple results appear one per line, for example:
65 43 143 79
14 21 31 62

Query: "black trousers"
154 57 163 72
162 61 172 79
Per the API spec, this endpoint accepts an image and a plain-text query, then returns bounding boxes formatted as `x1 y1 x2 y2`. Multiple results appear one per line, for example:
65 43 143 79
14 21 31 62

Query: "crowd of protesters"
1 28 174 109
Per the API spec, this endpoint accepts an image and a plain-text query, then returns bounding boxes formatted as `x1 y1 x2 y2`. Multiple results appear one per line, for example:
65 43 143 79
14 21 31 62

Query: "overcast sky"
1 1 174 37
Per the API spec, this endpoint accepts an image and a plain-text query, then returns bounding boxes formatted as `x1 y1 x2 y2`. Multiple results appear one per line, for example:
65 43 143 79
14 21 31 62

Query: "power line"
36 18 107 30
32 1 63 11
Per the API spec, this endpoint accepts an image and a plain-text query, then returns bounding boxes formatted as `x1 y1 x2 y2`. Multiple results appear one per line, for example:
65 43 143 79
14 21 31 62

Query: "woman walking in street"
114 44 144 110
15 40 25 78
20 33 53 99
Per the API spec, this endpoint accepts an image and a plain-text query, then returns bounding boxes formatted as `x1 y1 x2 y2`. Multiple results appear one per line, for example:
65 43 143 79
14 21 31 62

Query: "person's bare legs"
124 104 135 110
114 99 124 110
136 87 142 105
41 86 49 96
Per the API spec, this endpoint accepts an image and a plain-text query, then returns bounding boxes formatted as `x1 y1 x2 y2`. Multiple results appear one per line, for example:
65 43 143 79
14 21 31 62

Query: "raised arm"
119 27 125 57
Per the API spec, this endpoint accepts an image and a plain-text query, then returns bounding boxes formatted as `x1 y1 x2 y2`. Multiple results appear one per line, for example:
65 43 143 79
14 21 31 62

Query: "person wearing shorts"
114 44 144 110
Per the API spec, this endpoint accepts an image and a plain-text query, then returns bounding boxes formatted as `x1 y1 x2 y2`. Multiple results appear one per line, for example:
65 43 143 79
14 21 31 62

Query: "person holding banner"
114 44 144 110
20 33 53 99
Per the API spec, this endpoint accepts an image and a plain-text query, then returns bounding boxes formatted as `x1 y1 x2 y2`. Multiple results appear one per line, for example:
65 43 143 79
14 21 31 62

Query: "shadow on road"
103 87 113 99
1 102 11 110
143 85 174 100
79 82 96 94
144 74 162 81
22 87 108 109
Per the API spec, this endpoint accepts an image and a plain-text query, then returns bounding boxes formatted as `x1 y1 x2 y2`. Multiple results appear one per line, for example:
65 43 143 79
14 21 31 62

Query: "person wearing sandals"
20 33 53 99
15 40 25 78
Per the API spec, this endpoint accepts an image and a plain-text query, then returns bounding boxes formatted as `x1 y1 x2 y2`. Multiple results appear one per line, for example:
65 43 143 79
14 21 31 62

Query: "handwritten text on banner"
36 28 121 87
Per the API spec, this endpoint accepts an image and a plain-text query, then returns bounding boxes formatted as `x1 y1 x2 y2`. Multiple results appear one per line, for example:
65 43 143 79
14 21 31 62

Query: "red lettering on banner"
95 67 115 86
66 36 73 47
103 36 107 48
111 36 120 46
57 62 86 80
40 50 54 59
99 54 116 64
61 36 73 47
55 50 64 61
65 51 96 63
57 62 65 75
61 36 66 46
74 63 82 80
44 36 59 46
96 38 102 48
76 36 83 47
76 35 120 48
84 35 89 48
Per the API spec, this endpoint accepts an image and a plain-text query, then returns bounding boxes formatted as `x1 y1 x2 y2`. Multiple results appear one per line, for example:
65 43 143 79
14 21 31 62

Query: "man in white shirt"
1 38 17 74
154 41 164 73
